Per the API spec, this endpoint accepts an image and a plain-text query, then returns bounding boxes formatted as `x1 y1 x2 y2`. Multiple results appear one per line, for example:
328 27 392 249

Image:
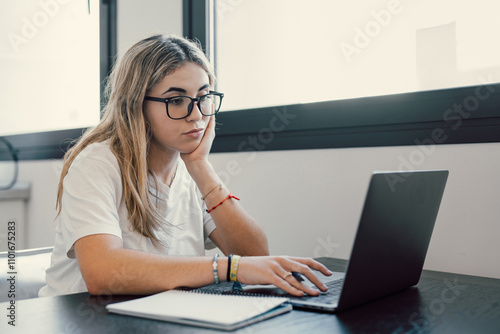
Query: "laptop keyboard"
292 278 344 303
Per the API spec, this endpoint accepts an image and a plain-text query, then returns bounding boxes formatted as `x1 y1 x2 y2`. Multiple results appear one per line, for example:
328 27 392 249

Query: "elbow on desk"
81 267 127 296
83 275 110 296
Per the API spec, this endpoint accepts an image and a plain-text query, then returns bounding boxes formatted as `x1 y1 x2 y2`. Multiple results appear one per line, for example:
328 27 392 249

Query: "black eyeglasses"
144 91 224 120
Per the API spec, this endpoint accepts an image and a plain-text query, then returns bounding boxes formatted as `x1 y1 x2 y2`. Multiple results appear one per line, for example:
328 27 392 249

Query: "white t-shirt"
39 141 216 297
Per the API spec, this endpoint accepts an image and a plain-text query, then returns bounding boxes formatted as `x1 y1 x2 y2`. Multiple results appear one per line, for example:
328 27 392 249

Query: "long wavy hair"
56 35 215 246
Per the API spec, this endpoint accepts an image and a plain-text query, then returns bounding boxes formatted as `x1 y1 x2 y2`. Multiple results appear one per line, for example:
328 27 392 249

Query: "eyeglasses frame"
144 91 224 120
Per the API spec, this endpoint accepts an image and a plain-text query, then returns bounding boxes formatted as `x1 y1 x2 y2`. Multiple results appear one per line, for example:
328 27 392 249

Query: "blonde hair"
56 35 215 245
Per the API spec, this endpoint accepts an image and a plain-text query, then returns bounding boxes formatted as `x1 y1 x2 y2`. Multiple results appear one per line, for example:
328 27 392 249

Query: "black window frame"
184 0 500 153
1 0 117 161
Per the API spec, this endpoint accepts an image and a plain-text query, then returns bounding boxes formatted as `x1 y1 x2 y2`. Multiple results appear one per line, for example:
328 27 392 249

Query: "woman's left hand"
181 115 216 165
237 256 333 297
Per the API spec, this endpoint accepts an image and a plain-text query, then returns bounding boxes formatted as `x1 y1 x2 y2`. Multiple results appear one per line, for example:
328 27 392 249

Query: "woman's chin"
179 142 202 154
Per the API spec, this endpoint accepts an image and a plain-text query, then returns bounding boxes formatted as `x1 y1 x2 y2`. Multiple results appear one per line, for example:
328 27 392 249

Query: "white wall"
14 0 500 279
17 159 61 248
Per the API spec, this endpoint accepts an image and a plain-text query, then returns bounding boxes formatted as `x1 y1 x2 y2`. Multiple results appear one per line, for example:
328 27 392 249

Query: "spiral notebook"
106 289 291 331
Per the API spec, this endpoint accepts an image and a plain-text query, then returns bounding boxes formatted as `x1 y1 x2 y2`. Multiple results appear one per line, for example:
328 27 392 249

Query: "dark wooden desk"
2 258 499 333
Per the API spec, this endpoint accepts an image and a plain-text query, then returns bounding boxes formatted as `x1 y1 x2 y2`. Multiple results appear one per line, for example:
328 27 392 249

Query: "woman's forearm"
75 235 229 295
185 160 269 256
75 234 331 297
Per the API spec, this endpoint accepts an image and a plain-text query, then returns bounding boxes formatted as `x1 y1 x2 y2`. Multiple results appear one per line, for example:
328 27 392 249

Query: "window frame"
1 0 117 161
183 0 500 153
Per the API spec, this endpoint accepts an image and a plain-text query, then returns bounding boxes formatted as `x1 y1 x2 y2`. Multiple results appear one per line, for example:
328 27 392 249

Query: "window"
1 0 116 160
216 0 500 110
184 0 500 152
1 0 99 136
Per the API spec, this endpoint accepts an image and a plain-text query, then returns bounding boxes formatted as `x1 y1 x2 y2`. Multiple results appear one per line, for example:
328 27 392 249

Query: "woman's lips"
184 128 204 138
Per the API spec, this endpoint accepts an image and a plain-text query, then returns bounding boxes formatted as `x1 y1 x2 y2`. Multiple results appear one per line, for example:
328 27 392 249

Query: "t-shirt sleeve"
59 148 124 258
203 210 217 250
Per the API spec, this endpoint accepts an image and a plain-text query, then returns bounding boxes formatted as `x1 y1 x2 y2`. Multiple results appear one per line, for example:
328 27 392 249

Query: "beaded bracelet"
212 253 220 284
206 193 240 213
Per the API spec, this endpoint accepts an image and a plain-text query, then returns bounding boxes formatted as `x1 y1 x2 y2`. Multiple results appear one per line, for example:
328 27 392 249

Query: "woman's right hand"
236 256 333 297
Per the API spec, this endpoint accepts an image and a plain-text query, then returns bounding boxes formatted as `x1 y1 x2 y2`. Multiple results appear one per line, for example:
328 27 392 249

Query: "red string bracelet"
206 193 240 213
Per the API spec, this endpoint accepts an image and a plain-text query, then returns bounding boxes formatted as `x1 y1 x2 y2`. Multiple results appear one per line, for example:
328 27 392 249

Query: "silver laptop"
243 170 449 312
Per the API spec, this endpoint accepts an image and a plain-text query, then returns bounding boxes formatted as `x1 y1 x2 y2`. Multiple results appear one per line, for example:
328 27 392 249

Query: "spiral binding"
176 282 293 299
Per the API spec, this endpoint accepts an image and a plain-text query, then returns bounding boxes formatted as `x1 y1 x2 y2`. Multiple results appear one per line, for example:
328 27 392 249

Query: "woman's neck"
148 144 180 186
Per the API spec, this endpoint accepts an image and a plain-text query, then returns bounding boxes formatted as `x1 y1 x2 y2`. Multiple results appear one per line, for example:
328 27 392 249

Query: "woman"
39 35 331 298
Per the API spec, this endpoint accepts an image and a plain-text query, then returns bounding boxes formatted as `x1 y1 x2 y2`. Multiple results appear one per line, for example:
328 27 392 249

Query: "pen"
291 271 304 282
